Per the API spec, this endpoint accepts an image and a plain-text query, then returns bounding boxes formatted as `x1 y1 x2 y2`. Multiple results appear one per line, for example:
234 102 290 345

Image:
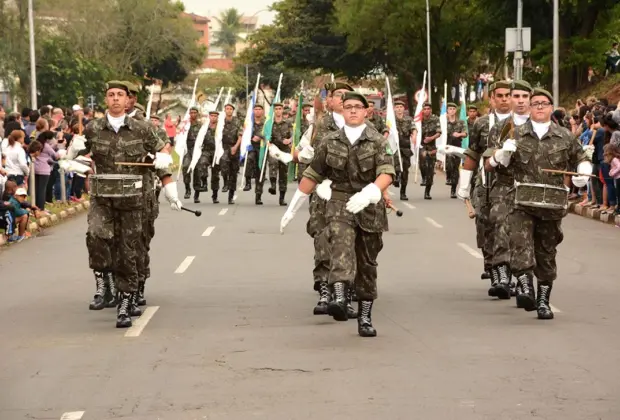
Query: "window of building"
197 30 204 37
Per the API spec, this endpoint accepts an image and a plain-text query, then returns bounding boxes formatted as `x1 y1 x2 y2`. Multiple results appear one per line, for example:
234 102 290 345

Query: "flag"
189 87 225 173
384 77 401 164
412 71 427 183
436 85 448 166
174 79 199 159
213 88 232 167
240 75 260 161
258 73 283 181
288 92 303 182
460 84 469 150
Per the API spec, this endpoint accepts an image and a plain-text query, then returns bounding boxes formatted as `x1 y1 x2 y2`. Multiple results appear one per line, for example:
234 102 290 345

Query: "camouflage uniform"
195 123 221 196
181 122 201 195
420 114 441 191
219 117 241 199
296 117 311 181
369 112 387 137
445 119 466 186
250 119 265 196
395 116 415 198
269 119 293 196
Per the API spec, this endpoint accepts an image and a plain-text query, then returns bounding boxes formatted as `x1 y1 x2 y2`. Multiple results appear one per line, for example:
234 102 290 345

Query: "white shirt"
3 144 30 176
344 124 367 145
496 112 511 122
513 113 530 127
531 120 551 139
333 112 345 129
107 113 126 133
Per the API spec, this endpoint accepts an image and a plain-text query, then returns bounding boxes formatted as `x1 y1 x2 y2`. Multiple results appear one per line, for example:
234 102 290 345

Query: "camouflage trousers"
473 184 493 271
418 149 426 181
397 148 413 186
445 155 460 186
251 151 266 194
194 150 220 192
296 163 308 183
86 198 143 293
327 220 382 300
244 149 257 181
488 192 514 267
508 209 563 282
422 152 437 186
138 190 159 285
268 157 289 193
219 148 240 192
182 150 200 191
307 195 329 284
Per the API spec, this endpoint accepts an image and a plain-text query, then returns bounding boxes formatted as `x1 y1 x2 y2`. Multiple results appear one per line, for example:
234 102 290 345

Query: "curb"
568 201 620 226
0 200 90 247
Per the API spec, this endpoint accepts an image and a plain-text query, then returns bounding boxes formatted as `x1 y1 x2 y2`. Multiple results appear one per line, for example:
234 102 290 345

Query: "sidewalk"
568 200 620 226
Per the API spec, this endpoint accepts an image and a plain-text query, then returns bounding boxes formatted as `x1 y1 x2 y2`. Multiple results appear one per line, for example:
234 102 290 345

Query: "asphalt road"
1 179 619 420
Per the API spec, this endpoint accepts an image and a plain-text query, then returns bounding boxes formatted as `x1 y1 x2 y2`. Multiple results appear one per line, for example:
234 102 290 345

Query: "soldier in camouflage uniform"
420 103 442 199
367 100 387 136
74 80 181 328
124 83 145 121
491 88 590 319
269 103 293 206
296 103 313 181
281 92 395 337
181 107 201 200
393 101 415 200
249 104 266 204
194 111 221 204
445 103 467 198
467 105 478 134
219 104 242 205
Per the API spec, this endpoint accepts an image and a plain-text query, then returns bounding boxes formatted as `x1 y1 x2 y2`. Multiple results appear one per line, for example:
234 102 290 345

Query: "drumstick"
464 199 475 219
387 204 403 217
542 169 596 177
115 162 155 167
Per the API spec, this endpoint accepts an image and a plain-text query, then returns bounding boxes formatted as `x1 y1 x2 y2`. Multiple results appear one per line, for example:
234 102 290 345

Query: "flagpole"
425 0 432 105
259 73 283 182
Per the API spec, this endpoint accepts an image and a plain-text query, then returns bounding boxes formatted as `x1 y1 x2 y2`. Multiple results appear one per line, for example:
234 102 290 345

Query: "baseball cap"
15 188 28 196
72 104 82 112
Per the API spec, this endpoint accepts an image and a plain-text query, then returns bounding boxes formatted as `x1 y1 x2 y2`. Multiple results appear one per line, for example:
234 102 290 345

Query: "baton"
464 199 475 219
181 207 202 217
387 204 403 217
542 169 596 178
115 162 155 167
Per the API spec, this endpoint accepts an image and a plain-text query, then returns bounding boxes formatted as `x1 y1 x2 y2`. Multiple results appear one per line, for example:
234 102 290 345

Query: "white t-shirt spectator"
3 143 30 176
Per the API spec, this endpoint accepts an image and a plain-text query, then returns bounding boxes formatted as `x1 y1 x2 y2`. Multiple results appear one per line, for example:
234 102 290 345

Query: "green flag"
258 102 275 174
288 94 304 181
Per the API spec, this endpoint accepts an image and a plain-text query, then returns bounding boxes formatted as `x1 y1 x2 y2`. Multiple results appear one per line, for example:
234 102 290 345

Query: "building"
183 12 210 50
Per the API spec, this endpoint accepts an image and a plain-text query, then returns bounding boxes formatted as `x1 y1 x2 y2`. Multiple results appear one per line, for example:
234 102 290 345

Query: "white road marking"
403 203 416 210
550 304 562 313
202 226 216 237
125 306 160 338
457 242 483 259
425 217 443 228
233 194 238 201
60 412 85 420
218 208 228 216
174 256 195 274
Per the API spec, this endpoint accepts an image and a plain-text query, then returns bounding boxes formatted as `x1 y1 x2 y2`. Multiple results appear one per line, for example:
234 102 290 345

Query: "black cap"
273 102 284 108
342 92 369 108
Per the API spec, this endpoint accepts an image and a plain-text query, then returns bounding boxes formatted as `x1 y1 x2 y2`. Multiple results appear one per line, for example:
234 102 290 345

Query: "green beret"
330 82 354 93
273 102 283 108
423 102 432 108
302 103 312 108
511 80 533 93
253 104 264 110
342 91 369 108
209 111 219 115
490 80 511 92
189 106 200 112
468 104 478 110
394 100 406 107
324 82 334 91
447 102 458 108
105 80 130 93
123 81 139 95
149 114 160 121
531 87 553 104
224 103 235 110
134 103 145 112
284 107 291 112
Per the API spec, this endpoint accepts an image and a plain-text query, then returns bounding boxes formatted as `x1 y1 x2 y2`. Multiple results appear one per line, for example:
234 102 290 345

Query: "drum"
90 174 143 198
514 182 569 210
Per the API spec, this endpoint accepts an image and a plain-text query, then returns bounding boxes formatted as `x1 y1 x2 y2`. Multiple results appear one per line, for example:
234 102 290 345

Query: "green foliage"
212 8 244 58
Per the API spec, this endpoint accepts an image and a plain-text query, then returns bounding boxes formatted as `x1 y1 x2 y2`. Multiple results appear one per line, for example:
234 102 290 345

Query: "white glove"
445 145 466 158
57 149 68 160
297 128 311 150
457 169 473 200
280 189 309 233
163 182 183 211
268 144 293 164
572 161 593 188
315 179 332 201
346 183 381 214
59 159 91 175
154 152 173 170
577 161 593 175
67 135 86 160
491 139 517 167
298 145 314 164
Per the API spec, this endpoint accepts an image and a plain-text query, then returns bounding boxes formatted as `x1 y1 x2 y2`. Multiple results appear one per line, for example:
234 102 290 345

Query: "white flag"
384 77 402 166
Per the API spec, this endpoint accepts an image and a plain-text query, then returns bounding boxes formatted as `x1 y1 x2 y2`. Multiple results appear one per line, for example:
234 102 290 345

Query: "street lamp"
28 0 37 109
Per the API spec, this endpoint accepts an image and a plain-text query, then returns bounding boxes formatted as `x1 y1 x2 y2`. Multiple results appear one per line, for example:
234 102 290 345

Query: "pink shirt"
610 157 620 180
164 119 176 138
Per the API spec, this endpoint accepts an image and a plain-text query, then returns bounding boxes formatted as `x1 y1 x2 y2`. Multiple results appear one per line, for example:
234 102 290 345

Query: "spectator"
29 117 49 144
586 114 606 208
24 110 39 139
39 105 53 126
0 104 5 138
605 42 620 76
82 107 93 125
20 107 32 126
600 113 619 213
33 131 58 213
165 113 177 145
1 182 29 242
2 130 30 187
604 143 620 216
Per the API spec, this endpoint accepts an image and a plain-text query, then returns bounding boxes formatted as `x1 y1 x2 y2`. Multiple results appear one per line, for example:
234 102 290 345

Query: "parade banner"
258 73 283 182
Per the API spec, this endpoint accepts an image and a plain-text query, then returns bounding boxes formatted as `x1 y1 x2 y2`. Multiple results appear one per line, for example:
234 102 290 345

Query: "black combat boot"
393 172 400 188
212 190 219 204
116 292 132 328
516 273 536 311
400 184 408 201
481 268 491 280
424 185 432 200
327 282 348 322
450 184 457 199
313 281 321 292
358 300 377 337
347 287 358 319
244 179 252 191
137 282 146 306
228 190 235 205
279 191 287 206
313 281 330 315
536 282 554 320
493 264 512 299
104 272 117 308
255 193 263 205
194 191 200 204
184 183 191 199
130 292 142 317
488 267 499 297
89 271 106 310
268 178 277 195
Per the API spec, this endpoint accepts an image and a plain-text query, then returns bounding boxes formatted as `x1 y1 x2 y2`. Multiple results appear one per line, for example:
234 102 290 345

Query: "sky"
181 0 276 25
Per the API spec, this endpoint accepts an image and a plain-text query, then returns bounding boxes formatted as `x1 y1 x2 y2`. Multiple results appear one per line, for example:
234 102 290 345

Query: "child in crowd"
605 140 620 216
1 181 31 242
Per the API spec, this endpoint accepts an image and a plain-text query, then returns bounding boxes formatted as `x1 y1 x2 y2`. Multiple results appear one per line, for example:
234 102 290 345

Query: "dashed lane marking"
403 203 416 210
125 306 160 337
550 304 562 313
425 217 443 228
60 412 85 420
457 242 483 259
218 208 228 216
202 226 216 237
233 194 238 201
174 256 195 274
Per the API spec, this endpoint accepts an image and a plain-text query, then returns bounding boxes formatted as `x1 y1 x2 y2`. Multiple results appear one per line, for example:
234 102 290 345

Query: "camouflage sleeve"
482 122 503 158
376 136 396 178
433 116 442 134
82 121 95 154
157 127 170 145
459 120 466 133
464 118 485 161
143 124 167 154
304 138 329 183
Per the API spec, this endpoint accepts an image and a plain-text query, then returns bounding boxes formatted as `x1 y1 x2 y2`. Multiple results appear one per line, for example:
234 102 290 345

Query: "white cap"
15 188 28 196
72 104 82 111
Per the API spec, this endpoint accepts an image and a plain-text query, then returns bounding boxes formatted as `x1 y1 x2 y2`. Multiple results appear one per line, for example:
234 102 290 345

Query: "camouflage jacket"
186 122 201 153
369 113 388 136
446 119 466 147
203 124 217 152
482 116 520 198
222 117 241 148
249 119 265 152
464 114 495 162
271 119 292 152
304 126 395 233
129 108 145 121
311 113 340 149
396 116 415 149
420 114 441 151
467 118 476 138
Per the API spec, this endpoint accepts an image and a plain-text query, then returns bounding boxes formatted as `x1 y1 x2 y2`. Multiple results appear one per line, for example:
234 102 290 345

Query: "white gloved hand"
59 159 92 175
57 149 68 160
315 179 332 201
269 143 293 164
445 145 466 158
491 139 517 167
280 189 310 233
163 182 183 211
346 183 382 214
154 152 173 170
67 135 86 159
298 145 314 164
572 161 594 188
457 169 473 200
577 161 593 175
571 175 589 188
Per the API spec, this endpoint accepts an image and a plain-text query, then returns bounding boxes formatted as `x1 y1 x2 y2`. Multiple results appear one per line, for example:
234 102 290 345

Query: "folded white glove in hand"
457 169 473 200
67 135 86 160
163 182 183 211
572 161 594 188
315 179 332 201
154 152 173 170
269 144 293 164
491 138 517 167
346 183 381 214
280 189 309 233
445 145 466 158
298 145 314 164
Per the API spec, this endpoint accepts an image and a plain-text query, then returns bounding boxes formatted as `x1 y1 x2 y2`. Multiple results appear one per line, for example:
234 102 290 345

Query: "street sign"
505 28 531 52
87 95 97 109
415 89 428 103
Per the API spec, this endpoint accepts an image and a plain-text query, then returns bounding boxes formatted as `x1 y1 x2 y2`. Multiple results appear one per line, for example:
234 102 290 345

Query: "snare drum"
90 174 143 198
514 182 569 210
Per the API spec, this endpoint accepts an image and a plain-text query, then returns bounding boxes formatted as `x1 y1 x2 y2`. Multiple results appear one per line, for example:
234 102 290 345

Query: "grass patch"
561 73 620 108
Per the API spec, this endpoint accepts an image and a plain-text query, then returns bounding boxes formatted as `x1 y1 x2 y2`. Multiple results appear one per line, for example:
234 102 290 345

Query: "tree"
212 8 244 59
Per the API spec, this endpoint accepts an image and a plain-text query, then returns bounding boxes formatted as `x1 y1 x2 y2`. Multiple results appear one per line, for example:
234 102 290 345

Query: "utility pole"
514 0 523 80
28 0 37 109
425 0 432 104
552 0 560 106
